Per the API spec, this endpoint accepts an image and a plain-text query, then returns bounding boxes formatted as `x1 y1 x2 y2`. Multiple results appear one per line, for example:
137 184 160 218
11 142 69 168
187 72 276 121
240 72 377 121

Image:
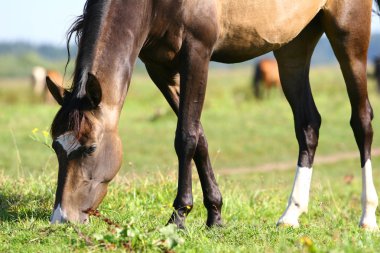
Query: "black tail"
375 0 380 15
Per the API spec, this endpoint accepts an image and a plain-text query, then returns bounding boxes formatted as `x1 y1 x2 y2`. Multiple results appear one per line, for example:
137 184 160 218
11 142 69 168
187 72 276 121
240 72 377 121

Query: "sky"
0 0 84 46
1 0 380 46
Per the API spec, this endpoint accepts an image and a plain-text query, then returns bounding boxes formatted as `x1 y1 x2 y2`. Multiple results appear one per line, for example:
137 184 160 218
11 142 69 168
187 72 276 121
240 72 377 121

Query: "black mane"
65 0 89 72
65 0 105 92
52 0 104 138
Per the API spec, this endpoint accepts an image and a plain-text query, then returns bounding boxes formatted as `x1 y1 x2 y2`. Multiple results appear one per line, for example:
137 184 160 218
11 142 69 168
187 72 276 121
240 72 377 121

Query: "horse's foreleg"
168 39 213 229
145 64 222 227
322 0 378 230
274 17 323 228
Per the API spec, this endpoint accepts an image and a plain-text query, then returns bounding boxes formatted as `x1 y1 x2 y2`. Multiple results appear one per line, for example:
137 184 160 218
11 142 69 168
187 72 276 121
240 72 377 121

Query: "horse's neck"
75 0 152 109
99 104 121 131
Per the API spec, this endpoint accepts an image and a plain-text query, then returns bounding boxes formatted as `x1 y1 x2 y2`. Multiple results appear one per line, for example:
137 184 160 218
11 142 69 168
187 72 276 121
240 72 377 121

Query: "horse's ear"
85 73 102 107
46 76 64 105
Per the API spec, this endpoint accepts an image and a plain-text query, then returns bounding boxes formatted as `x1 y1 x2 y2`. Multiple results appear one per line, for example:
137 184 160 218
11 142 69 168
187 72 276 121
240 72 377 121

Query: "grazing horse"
31 67 64 103
47 0 380 230
252 58 280 99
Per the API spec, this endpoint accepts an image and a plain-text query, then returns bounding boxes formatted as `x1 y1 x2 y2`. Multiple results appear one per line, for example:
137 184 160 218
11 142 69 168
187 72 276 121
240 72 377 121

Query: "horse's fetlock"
173 204 193 218
173 194 193 210
304 124 319 152
204 193 223 211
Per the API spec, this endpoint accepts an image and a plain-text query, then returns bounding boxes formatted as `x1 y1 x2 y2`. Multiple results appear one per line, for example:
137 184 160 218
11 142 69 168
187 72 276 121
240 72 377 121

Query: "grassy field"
1 65 380 252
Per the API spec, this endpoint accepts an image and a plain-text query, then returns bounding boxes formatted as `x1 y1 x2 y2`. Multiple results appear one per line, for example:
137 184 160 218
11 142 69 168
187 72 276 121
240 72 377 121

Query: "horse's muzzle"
50 204 67 224
50 204 89 224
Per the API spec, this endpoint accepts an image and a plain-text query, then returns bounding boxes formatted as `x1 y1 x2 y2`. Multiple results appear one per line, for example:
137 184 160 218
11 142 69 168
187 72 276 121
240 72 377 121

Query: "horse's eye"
67 145 96 160
84 144 97 156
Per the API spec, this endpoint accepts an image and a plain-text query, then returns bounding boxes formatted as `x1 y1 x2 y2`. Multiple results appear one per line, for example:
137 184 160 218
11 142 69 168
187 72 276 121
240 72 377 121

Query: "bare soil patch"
217 148 380 175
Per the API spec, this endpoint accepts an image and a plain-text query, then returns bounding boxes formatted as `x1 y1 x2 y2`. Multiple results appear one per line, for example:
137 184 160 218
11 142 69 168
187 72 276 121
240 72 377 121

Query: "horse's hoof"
276 219 300 228
167 213 186 229
359 216 379 231
206 219 223 228
166 220 186 229
206 212 223 228
359 223 379 232
277 223 299 228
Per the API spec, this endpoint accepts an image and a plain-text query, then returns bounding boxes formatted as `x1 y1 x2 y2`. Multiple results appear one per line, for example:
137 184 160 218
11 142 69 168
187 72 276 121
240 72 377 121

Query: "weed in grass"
29 128 53 151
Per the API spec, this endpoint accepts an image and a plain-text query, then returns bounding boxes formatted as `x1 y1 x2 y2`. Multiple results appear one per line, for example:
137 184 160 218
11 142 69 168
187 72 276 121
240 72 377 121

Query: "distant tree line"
0 42 78 78
0 42 77 61
0 33 379 78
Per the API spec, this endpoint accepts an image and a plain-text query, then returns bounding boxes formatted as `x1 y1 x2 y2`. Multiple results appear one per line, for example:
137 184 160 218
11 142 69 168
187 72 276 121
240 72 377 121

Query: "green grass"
1 158 380 252
1 66 380 252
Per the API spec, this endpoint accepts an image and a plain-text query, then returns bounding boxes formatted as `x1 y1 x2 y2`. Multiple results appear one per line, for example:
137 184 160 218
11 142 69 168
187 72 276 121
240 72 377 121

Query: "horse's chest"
140 26 184 65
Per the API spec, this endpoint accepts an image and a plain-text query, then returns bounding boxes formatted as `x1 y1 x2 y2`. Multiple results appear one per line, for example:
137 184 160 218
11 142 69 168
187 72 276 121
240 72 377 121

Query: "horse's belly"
212 0 327 63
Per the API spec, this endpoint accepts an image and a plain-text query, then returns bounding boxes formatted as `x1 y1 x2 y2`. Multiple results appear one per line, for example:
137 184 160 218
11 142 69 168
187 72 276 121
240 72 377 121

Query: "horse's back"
212 0 327 62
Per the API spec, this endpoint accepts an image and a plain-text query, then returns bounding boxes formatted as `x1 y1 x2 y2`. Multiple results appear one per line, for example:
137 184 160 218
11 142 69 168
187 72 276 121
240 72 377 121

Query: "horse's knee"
174 130 198 157
196 133 209 156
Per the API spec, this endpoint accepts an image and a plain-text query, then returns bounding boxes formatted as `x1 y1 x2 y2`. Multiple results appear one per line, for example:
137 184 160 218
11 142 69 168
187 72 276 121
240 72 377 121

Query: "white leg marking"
359 159 379 231
277 166 313 228
50 204 67 224
56 131 82 156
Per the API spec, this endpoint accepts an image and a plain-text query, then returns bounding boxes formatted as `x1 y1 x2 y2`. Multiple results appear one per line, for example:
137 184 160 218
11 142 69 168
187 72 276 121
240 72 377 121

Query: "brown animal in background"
45 70 65 103
374 57 380 93
253 59 281 98
31 67 64 103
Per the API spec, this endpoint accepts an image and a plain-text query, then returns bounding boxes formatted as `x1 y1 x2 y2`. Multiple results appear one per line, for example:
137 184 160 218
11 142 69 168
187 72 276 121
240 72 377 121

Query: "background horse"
31 66 64 103
47 0 379 231
374 56 380 93
252 58 281 99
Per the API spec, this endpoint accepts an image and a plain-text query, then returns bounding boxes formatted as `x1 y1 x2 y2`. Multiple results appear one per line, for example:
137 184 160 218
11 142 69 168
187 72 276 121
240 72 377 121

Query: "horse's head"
47 73 122 224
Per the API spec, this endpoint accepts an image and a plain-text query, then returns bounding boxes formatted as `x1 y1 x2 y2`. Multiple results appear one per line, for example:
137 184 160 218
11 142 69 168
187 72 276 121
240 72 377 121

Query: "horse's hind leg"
321 0 378 230
274 17 323 227
145 64 223 227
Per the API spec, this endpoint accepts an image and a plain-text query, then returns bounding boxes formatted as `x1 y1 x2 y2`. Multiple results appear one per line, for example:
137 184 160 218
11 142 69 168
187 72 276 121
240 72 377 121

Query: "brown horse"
31 67 65 103
375 56 380 92
47 0 380 230
253 58 281 98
